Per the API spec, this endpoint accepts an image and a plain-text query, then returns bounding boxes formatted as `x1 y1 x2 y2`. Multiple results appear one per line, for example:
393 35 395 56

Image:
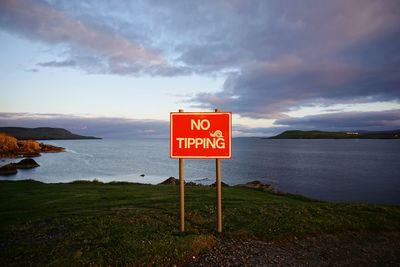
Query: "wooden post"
179 109 185 232
215 108 222 233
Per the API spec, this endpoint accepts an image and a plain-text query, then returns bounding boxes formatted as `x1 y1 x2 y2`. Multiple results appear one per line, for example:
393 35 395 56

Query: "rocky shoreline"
0 158 41 175
159 177 274 191
0 132 64 175
0 132 65 158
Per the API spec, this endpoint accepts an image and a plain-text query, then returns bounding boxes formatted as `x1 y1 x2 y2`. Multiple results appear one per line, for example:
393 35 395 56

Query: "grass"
1 179 399 266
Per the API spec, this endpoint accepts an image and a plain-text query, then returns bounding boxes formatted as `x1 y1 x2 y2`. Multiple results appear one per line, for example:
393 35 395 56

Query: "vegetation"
0 180 399 266
269 130 400 139
0 127 100 140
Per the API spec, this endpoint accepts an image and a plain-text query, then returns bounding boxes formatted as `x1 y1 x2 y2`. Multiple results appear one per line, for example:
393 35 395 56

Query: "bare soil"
186 232 400 267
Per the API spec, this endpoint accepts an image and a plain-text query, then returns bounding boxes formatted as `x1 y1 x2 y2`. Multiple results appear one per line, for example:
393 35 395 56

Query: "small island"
269 130 400 139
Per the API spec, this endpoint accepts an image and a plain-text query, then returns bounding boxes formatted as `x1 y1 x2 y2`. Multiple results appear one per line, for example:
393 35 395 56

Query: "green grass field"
1 180 399 266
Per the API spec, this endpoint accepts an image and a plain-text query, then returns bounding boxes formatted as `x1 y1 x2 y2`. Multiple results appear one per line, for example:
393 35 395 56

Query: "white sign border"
170 112 232 159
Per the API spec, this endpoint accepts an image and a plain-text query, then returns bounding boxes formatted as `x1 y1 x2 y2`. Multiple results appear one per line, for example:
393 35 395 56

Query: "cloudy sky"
0 0 399 137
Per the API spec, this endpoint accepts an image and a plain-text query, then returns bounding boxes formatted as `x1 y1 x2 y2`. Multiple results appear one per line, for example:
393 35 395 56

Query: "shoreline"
0 179 400 207
1 178 400 207
2 137 400 206
0 177 273 190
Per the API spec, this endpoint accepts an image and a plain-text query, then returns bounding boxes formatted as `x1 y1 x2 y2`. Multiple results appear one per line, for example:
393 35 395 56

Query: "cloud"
1 0 399 118
187 0 400 118
38 60 77 67
232 124 287 137
2 109 398 140
0 113 169 138
275 110 400 131
0 112 287 138
0 0 164 74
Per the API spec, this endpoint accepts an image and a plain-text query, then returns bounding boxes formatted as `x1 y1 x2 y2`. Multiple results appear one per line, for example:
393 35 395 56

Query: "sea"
1 138 399 205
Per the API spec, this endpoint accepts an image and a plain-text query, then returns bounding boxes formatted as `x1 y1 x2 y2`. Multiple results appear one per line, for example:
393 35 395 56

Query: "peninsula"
269 130 400 139
0 127 100 140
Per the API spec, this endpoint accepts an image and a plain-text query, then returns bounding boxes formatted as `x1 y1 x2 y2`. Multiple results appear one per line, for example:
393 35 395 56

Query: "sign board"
170 112 232 159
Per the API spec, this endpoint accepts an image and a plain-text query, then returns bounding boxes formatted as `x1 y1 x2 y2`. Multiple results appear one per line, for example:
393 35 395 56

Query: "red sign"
170 112 232 159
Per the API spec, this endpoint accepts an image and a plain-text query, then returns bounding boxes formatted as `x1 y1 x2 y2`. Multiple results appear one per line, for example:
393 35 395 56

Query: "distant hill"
0 127 101 140
269 130 400 139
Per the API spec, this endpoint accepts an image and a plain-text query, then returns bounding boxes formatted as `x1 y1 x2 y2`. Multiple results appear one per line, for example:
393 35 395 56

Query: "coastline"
2 138 400 205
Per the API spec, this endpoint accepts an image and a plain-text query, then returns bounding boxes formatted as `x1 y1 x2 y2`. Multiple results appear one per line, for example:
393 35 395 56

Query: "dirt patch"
186 232 400 266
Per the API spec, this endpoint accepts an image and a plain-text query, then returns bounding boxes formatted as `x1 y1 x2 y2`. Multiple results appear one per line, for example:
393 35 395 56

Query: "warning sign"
170 112 232 159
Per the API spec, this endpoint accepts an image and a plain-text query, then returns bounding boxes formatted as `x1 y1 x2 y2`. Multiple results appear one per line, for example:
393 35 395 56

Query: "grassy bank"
1 180 399 266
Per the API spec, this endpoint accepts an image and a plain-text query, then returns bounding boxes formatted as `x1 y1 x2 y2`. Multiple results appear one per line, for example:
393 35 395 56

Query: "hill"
0 127 100 140
269 130 400 139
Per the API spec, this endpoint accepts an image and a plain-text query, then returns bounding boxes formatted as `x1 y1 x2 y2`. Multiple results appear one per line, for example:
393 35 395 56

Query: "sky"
0 0 399 138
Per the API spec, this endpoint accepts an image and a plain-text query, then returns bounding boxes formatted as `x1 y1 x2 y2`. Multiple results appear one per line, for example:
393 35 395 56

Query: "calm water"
1 138 399 205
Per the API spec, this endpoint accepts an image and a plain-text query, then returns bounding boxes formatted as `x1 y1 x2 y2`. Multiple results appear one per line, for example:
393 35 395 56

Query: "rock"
0 132 64 158
11 158 40 169
21 152 41 157
194 177 210 182
0 133 19 157
238 180 273 191
211 181 229 187
0 164 17 175
159 177 179 185
18 140 40 152
246 180 263 187
39 143 65 153
185 181 200 186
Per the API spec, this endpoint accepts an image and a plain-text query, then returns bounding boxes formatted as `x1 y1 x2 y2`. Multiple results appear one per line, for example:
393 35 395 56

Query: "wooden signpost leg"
179 109 185 232
179 157 185 232
215 108 222 233
216 158 222 233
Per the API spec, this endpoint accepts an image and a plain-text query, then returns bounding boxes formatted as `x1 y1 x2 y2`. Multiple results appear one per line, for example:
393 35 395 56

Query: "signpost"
170 109 232 233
